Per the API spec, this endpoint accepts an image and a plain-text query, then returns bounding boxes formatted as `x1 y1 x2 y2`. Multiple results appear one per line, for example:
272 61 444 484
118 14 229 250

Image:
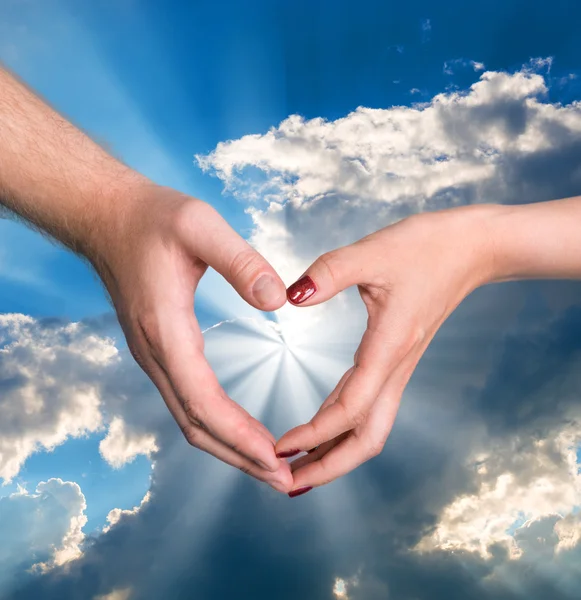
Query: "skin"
0 66 293 494
278 199 581 495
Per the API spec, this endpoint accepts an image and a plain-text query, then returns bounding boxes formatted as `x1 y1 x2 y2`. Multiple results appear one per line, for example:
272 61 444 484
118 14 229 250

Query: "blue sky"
2 1 581 599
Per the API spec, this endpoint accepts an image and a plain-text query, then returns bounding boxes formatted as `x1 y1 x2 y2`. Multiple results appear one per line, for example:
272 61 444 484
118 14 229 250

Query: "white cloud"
415 426 581 559
197 62 581 291
0 478 86 588
0 314 118 482
99 417 158 469
333 573 361 599
528 56 553 74
197 64 576 207
443 58 486 75
555 513 581 553
0 314 164 481
103 491 151 534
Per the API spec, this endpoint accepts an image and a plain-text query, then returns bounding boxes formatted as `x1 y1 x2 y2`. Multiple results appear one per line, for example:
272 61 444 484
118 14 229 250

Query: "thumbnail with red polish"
288 486 313 498
287 276 317 305
276 449 300 459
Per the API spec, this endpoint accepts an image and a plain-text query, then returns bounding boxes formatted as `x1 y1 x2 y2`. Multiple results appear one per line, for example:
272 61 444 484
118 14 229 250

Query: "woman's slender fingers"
288 345 423 492
276 313 416 457
277 366 354 460
290 433 350 472
288 382 400 490
287 367 355 469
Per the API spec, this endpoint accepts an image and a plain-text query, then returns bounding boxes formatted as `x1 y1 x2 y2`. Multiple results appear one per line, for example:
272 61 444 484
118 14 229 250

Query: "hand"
0 67 292 491
277 204 498 493
86 181 293 493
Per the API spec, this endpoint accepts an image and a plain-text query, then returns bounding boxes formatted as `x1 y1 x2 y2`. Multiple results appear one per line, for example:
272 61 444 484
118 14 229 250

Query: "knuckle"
308 418 323 440
128 342 149 371
228 248 263 283
316 459 333 486
339 402 367 429
316 250 341 285
172 197 214 237
350 409 368 428
183 401 209 432
404 323 426 351
367 439 385 459
182 425 202 448
413 324 427 346
388 325 422 363
228 440 242 454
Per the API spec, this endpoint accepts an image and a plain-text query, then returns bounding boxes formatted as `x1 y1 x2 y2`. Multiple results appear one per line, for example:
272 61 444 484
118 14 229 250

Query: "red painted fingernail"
276 449 301 459
287 276 317 305
288 486 313 498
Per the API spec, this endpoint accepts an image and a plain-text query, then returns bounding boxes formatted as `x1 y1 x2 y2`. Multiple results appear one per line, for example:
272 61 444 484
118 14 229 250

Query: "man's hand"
89 183 293 492
0 65 293 493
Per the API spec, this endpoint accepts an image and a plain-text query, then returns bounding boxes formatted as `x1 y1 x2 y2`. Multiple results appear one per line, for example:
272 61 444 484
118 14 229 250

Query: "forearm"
0 66 147 256
485 196 581 282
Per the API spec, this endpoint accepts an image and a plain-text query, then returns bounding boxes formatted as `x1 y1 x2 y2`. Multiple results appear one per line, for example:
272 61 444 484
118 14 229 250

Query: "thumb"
287 244 367 307
186 203 287 311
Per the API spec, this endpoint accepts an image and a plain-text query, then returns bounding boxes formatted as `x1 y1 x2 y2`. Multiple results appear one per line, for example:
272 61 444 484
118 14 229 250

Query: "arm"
0 66 140 257
276 198 581 496
0 65 293 493
489 197 581 281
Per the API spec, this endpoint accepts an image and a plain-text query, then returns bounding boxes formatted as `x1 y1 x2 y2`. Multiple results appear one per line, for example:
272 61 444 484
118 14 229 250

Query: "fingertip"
287 275 318 306
251 273 287 311
278 468 294 492
274 432 300 457
249 419 277 445
257 453 283 473
247 432 282 473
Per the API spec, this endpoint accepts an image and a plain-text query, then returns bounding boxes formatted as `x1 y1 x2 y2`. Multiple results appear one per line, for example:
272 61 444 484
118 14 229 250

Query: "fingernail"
287 276 317 305
288 486 313 498
253 274 283 306
276 449 301 459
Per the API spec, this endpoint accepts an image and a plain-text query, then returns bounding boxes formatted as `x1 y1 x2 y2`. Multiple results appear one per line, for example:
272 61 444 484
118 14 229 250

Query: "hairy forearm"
0 66 147 256
485 196 581 282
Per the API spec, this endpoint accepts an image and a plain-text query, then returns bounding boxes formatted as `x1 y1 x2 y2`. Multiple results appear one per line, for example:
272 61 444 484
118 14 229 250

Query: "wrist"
468 203 515 286
440 203 508 290
77 166 155 268
480 203 528 284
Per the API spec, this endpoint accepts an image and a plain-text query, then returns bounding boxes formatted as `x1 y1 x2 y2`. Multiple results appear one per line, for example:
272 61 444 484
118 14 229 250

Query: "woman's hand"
276 204 502 494
87 181 293 493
